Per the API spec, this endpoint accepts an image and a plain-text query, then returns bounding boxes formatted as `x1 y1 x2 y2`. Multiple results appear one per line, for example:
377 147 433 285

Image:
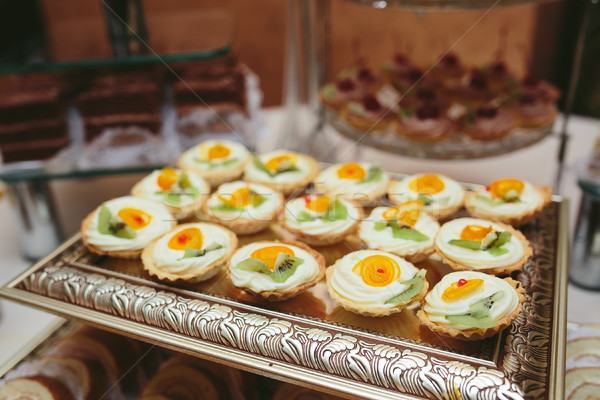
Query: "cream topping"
315 163 389 202
329 250 423 308
359 207 439 255
206 181 281 221
423 271 520 330
85 196 174 251
178 140 250 172
133 169 209 208
435 217 525 269
389 174 465 215
244 150 316 184
229 242 320 292
469 181 544 217
151 223 233 275
283 197 360 236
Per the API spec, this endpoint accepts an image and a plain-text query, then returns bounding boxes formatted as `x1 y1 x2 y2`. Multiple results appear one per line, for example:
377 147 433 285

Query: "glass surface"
0 46 231 75
346 0 561 10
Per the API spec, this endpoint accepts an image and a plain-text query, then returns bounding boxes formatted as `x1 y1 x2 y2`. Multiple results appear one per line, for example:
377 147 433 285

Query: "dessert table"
0 106 599 384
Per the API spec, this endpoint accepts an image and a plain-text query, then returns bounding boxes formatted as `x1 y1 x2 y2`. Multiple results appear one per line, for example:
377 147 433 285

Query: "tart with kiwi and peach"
204 181 283 235
177 140 250 187
387 173 465 220
326 250 428 317
81 196 175 259
465 178 552 226
359 200 439 263
314 162 389 207
227 240 326 301
131 167 210 220
417 270 525 340
142 222 237 283
244 150 320 196
281 195 363 246
434 217 532 275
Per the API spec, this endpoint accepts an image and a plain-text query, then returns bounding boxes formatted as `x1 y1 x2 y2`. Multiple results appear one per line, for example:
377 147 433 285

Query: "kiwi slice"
270 253 304 283
445 291 504 329
448 239 482 250
275 160 299 174
321 200 347 221
179 172 191 189
97 205 112 234
359 165 383 184
296 211 315 222
385 271 426 305
236 258 271 274
251 192 267 208
97 205 136 239
392 228 429 242
180 243 224 259
417 193 433 206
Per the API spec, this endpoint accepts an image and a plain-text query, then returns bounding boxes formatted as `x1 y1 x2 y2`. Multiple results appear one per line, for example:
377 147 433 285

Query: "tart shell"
141 223 238 284
80 210 176 260
464 185 552 227
226 240 326 301
325 258 429 317
244 155 320 197
434 220 533 275
417 276 525 341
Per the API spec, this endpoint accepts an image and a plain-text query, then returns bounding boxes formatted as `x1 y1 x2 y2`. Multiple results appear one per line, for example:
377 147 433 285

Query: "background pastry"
434 217 532 275
417 270 524 340
465 177 552 226
228 240 325 301
131 167 210 220
314 162 389 206
204 181 283 235
142 222 237 283
177 140 250 187
282 195 362 246
81 196 175 259
359 201 439 263
326 249 428 317
244 150 320 196
388 173 465 220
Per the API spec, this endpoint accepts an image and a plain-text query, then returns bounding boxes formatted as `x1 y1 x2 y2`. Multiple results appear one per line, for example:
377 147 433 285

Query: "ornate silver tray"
0 197 568 400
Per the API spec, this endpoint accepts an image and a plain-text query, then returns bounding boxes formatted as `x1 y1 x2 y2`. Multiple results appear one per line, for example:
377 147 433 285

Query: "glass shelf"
345 0 562 11
0 46 231 75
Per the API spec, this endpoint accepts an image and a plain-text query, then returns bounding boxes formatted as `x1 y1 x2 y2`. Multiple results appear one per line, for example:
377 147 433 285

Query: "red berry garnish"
304 196 311 204
475 105 498 119
416 104 440 120
393 53 409 65
457 278 467 287
178 234 187 244
491 61 508 76
469 72 488 90
363 95 382 112
407 68 423 84
336 78 355 92
377 269 384 273
358 67 375 84
441 53 459 68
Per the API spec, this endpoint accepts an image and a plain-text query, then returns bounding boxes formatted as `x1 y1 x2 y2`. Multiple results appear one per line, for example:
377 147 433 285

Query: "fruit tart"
227 240 326 301
142 222 237 283
388 173 465 220
395 103 456 142
326 250 428 317
341 94 394 131
417 270 525 340
204 181 283 235
443 69 495 108
465 178 552 226
434 217 533 275
244 150 320 196
505 93 559 128
519 74 561 103
282 195 362 246
314 162 389 206
131 167 210 220
359 200 439 263
319 78 362 110
430 52 467 88
81 196 175 259
460 104 517 141
176 140 250 187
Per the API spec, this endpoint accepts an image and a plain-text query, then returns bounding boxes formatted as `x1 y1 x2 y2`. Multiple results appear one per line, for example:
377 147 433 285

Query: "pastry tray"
326 109 555 160
0 192 568 400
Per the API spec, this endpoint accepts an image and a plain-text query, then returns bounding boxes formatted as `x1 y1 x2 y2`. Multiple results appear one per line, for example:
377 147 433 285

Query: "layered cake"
76 67 163 142
0 73 69 163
